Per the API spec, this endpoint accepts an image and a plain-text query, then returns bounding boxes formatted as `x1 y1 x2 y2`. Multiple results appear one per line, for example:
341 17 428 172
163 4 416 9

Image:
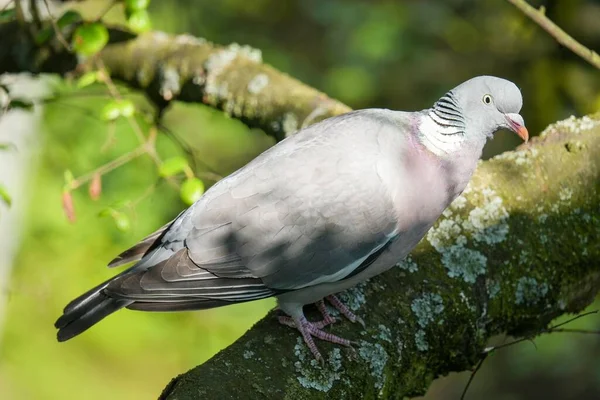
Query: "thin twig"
468 310 600 399
484 310 599 354
13 0 26 27
126 182 157 228
157 122 224 181
506 0 600 70
130 182 157 208
460 353 488 400
29 0 41 28
94 0 116 22
548 310 598 330
1 1 14 13
484 336 533 353
96 60 147 145
42 0 71 50
69 145 148 190
549 328 600 335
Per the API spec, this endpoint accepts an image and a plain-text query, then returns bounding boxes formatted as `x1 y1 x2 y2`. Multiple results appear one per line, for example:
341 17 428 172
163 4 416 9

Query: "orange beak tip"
518 126 529 143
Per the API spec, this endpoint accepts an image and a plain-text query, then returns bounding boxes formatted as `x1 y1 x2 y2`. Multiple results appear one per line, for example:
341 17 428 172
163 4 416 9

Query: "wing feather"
107 218 177 268
105 110 409 309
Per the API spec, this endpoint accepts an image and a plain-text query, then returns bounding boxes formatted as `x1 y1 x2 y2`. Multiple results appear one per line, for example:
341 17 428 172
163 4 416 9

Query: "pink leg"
278 315 355 362
315 299 337 327
280 300 336 329
326 295 365 327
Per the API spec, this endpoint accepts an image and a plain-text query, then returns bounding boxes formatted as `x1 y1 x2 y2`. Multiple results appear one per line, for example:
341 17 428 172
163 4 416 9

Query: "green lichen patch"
414 329 429 352
487 279 501 299
515 277 550 306
376 324 393 344
411 293 444 328
397 255 418 273
337 281 368 312
464 188 509 245
358 341 389 390
492 146 539 166
247 73 269 94
427 185 510 283
442 244 487 284
204 42 263 102
293 338 343 392
282 112 299 136
158 65 182 100
540 115 600 138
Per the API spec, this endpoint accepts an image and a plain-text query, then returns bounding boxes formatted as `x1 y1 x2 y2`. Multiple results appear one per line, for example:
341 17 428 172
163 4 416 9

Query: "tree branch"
0 21 350 140
506 0 600 70
160 114 600 399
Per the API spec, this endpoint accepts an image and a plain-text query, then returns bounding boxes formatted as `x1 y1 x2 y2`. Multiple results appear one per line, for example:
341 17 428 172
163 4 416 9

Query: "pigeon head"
434 76 528 143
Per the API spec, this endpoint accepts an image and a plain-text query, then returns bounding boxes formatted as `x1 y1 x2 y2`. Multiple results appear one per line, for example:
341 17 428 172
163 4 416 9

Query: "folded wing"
106 110 406 308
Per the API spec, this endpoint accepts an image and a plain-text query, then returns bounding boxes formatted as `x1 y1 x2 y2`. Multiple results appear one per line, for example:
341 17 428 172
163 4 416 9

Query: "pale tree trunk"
0 73 46 342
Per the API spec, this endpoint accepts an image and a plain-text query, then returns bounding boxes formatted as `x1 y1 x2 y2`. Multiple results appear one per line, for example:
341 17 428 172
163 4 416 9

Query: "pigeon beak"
504 113 529 143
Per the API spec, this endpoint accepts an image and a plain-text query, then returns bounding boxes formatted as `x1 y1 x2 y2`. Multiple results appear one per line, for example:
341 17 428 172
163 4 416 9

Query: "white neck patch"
418 112 466 156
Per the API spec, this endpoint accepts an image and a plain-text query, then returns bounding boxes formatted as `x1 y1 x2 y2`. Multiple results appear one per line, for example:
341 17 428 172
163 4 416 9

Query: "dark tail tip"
55 289 128 342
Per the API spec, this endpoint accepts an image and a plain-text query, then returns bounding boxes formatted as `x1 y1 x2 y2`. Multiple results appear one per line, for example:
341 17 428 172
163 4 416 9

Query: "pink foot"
278 315 355 362
326 295 365 327
315 299 337 327
278 314 330 330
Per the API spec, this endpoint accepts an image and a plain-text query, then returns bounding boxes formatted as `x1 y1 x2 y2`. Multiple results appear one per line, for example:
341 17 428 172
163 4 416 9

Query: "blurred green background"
1 0 600 399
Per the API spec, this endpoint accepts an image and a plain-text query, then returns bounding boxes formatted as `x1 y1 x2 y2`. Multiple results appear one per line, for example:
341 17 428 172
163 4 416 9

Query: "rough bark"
160 115 600 399
0 21 350 140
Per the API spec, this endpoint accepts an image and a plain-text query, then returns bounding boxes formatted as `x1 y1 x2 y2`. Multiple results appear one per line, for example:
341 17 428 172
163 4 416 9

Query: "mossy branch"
0 21 350 140
160 115 600 399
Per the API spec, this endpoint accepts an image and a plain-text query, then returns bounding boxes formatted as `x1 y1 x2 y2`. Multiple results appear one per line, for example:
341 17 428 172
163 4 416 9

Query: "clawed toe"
278 314 354 361
354 315 366 328
326 295 364 325
278 295 365 361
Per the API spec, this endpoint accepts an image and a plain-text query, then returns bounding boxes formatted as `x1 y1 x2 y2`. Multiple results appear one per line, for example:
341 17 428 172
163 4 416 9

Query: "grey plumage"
55 76 527 351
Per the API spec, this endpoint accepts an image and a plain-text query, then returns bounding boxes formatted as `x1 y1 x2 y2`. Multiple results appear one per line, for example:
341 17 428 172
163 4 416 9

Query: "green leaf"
0 8 16 23
98 207 114 218
8 99 34 111
63 169 75 188
101 100 122 121
72 23 109 56
112 212 131 232
118 99 136 117
158 156 189 178
101 99 136 120
180 178 205 205
125 0 151 12
76 72 99 89
35 27 55 45
126 9 152 33
0 183 11 207
57 10 82 29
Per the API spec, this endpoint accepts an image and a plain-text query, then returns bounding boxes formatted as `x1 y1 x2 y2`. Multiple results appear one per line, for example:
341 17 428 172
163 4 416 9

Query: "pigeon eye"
483 94 492 105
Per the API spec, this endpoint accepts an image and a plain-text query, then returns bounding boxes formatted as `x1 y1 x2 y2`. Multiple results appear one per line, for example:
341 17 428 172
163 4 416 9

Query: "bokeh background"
1 0 600 399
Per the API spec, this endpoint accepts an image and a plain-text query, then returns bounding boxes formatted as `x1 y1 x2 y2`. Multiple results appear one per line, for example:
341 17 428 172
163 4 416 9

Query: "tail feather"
55 273 132 342
126 299 230 312
56 295 130 342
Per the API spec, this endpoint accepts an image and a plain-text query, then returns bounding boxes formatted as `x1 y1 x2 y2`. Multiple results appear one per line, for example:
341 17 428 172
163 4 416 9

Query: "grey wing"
105 110 406 307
